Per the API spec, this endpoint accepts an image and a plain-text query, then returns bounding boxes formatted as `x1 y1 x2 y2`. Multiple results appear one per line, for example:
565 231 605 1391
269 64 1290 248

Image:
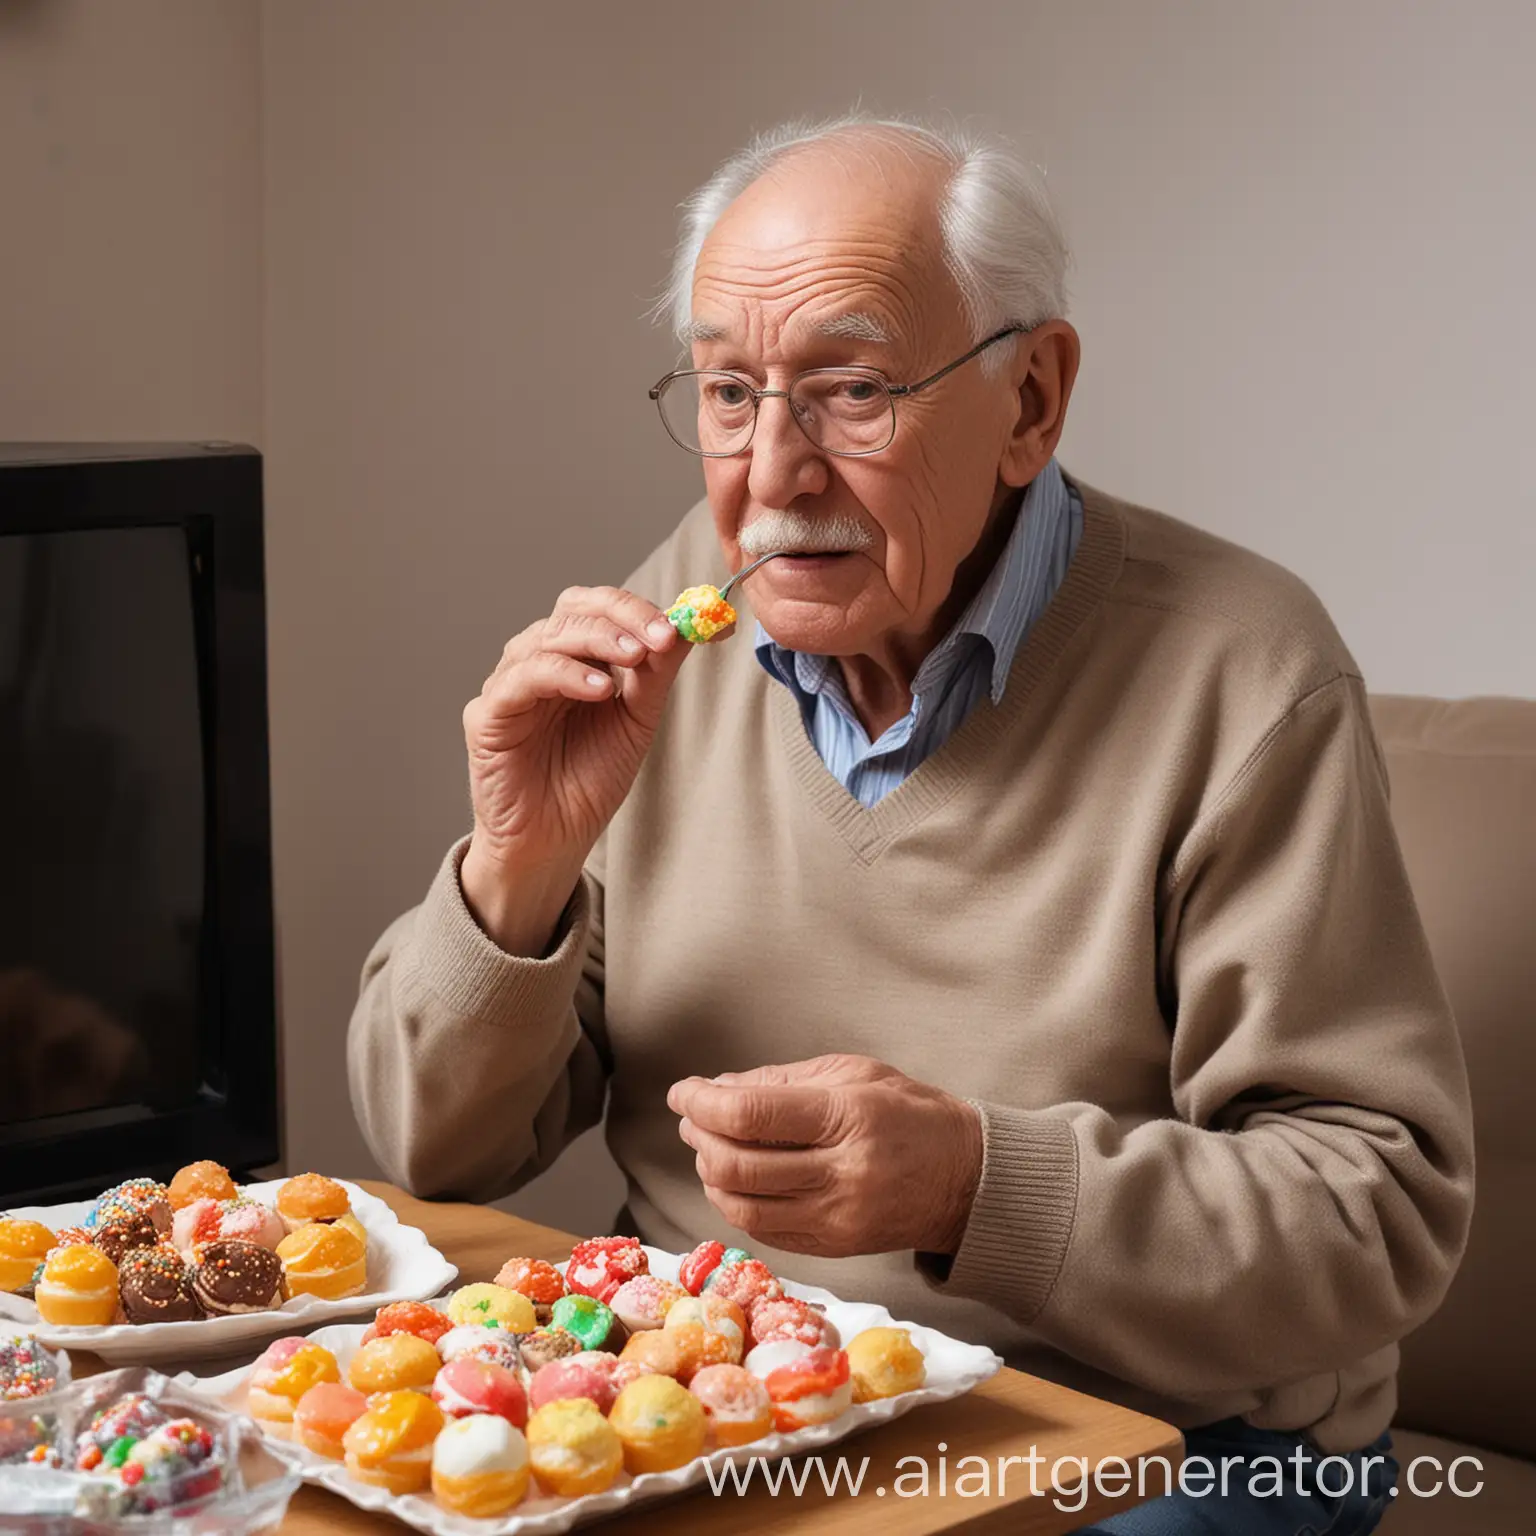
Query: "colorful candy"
666 584 737 644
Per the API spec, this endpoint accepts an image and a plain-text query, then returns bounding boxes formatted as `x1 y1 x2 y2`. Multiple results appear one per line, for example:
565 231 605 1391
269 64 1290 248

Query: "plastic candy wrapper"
0 1364 298 1534
665 585 736 643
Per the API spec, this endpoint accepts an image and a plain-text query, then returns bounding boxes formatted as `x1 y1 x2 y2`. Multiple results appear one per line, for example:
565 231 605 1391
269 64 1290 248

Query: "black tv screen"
0 445 278 1203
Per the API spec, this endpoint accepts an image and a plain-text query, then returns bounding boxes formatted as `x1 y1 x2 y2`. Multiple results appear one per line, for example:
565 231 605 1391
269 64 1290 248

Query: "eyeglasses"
648 324 1028 458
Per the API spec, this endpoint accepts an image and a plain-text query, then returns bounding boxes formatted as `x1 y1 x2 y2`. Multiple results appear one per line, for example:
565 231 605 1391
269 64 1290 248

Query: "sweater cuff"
412 836 592 1023
917 1101 1079 1325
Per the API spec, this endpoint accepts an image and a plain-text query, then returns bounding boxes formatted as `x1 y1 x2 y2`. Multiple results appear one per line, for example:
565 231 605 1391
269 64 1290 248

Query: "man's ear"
998 320 1081 488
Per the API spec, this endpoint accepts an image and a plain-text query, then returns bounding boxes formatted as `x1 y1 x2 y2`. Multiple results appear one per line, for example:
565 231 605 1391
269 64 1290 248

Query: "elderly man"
349 116 1472 1534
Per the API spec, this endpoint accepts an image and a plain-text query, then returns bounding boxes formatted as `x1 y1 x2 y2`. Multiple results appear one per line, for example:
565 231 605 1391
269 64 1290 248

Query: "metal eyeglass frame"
648 323 1029 459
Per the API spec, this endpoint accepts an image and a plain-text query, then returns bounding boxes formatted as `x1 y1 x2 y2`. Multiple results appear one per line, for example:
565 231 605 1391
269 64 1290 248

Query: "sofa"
1369 696 1535 1534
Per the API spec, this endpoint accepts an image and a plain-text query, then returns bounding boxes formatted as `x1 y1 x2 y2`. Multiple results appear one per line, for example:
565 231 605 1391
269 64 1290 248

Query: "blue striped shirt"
755 459 1083 808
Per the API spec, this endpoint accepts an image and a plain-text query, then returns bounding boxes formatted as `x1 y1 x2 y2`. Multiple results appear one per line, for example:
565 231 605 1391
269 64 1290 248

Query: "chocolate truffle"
93 1213 163 1267
119 1246 205 1324
515 1326 584 1373
191 1239 286 1316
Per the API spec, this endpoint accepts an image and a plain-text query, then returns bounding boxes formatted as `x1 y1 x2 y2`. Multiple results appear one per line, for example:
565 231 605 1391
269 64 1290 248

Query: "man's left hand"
666 1054 983 1259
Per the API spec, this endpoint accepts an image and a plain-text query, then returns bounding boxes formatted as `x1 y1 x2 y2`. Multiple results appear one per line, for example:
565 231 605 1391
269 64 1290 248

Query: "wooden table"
76 1182 1183 1534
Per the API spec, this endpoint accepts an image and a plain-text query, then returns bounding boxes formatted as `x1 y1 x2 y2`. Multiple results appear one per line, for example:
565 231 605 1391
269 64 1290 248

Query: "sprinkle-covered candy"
0 1335 62 1401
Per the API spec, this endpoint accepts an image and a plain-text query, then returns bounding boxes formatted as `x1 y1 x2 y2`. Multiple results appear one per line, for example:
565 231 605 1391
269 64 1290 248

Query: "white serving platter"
177 1245 1003 1536
0 1179 458 1364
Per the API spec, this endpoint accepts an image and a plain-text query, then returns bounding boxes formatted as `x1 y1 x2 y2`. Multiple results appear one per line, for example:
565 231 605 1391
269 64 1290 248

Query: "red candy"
565 1236 648 1304
706 1259 783 1313
747 1296 839 1351
678 1240 726 1296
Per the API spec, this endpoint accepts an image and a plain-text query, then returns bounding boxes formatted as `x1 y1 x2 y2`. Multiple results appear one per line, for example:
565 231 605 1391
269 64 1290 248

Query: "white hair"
658 112 1070 375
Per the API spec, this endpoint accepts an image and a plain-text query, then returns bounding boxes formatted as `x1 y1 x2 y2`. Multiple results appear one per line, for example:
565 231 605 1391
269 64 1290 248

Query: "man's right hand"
460 585 690 956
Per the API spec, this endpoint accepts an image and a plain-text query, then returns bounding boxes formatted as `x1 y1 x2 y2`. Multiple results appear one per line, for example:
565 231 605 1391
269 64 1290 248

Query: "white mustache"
738 512 873 556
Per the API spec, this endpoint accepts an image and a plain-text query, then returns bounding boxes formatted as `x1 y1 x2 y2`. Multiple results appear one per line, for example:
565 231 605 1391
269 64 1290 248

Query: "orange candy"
493 1257 566 1308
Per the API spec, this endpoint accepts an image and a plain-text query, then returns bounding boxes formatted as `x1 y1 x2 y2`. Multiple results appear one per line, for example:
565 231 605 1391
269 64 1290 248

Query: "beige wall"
5 2 1533 1233
0 0 263 442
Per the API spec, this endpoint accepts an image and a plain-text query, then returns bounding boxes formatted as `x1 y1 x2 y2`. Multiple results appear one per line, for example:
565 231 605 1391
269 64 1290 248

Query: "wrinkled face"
688 144 1022 657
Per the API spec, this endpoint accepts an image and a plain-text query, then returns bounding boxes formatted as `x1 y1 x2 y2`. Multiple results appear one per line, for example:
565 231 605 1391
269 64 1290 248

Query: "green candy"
106 1435 137 1469
666 601 703 643
550 1293 616 1351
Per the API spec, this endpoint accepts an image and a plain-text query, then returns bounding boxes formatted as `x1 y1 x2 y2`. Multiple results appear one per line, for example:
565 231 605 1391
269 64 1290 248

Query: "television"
0 444 279 1204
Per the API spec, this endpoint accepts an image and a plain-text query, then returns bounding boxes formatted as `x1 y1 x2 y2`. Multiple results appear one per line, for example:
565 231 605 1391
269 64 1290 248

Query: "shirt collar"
754 457 1072 708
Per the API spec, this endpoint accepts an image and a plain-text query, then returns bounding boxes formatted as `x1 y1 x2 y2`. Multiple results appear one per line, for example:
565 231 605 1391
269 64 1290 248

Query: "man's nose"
747 392 829 506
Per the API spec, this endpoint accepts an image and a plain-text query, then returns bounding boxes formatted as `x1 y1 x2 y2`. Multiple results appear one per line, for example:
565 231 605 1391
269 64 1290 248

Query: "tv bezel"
0 443 280 1203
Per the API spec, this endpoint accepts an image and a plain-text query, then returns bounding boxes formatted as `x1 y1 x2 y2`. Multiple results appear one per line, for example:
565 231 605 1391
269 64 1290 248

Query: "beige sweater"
348 480 1474 1452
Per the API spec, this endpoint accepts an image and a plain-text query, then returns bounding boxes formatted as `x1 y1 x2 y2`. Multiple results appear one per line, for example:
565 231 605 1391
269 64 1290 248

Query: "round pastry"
664 1293 746 1363
192 1238 287 1315
747 1296 840 1352
705 1258 783 1313
762 1345 852 1430
846 1327 927 1402
118 1245 204 1324
0 1335 64 1401
342 1389 444 1496
0 1220 56 1295
170 1197 221 1258
527 1356 619 1415
525 1397 623 1498
347 1334 441 1396
276 1220 367 1300
248 1339 341 1435
166 1160 239 1211
516 1325 583 1374
88 1178 173 1237
609 1275 687 1334
565 1235 648 1303
293 1381 367 1460
688 1362 775 1446
35 1244 119 1326
362 1300 452 1347
213 1197 286 1251
436 1325 521 1371
743 1338 813 1380
92 1212 164 1267
275 1172 351 1233
677 1239 727 1296
432 1413 531 1518
334 1211 369 1250
549 1292 626 1353
620 1326 703 1383
445 1282 535 1333
660 1319 734 1377
431 1355 527 1427
493 1257 566 1323
610 1372 707 1474
666 584 737 643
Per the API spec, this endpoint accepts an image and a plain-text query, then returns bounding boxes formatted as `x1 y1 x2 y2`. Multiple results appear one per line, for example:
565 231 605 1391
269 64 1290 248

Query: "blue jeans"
1074 1418 1397 1536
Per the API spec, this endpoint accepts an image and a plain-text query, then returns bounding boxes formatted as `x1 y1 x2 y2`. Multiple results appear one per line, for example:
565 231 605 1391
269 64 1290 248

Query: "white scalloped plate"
0 1180 458 1364
176 1246 1002 1536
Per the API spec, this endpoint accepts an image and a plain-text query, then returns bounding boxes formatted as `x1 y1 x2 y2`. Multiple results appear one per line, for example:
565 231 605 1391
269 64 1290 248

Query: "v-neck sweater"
348 477 1473 1453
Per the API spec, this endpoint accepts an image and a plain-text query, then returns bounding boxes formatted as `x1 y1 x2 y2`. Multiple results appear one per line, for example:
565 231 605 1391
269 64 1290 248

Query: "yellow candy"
446 1282 536 1333
609 1373 707 1474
